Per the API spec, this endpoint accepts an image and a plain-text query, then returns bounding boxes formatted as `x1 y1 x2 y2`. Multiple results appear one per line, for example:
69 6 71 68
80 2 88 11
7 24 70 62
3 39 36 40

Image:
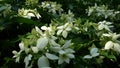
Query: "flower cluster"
18 8 41 19
40 1 63 14
87 4 120 19
12 24 75 68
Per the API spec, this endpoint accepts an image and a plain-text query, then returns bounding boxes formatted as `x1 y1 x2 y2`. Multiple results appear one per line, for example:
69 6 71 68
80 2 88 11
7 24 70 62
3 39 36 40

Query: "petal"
41 26 48 30
83 55 92 59
37 37 48 50
45 53 58 60
57 30 63 35
104 41 113 49
62 40 71 49
67 54 75 58
62 30 68 38
35 26 43 35
90 48 98 55
50 47 61 52
57 26 64 29
31 47 39 53
19 42 24 50
38 56 50 68
113 43 120 52
92 53 99 57
58 57 64 64
59 50 65 54
64 58 70 64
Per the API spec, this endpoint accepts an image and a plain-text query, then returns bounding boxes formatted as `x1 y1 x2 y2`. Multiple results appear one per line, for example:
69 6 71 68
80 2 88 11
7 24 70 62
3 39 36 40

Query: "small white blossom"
98 20 113 31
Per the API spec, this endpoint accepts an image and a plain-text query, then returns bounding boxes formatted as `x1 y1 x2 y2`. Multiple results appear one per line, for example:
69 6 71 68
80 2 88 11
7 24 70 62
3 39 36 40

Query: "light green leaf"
46 53 58 60
37 37 48 50
38 56 50 68
62 30 68 38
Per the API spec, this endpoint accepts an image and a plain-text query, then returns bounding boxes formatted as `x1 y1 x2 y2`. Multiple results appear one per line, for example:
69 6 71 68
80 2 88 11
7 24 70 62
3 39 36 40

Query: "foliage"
0 0 120 68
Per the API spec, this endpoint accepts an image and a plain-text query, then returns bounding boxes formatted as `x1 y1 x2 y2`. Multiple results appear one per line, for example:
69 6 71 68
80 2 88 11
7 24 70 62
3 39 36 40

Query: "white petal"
58 57 64 64
62 40 71 49
65 27 71 31
59 50 65 54
27 13 35 17
57 26 64 29
37 37 48 50
31 47 39 53
35 26 43 35
57 30 63 35
104 41 113 49
50 47 61 52
64 58 70 64
38 56 50 68
67 54 75 58
45 53 58 60
64 48 75 53
103 34 111 37
113 43 120 52
98 24 104 30
49 40 60 47
62 30 68 38
19 42 24 50
41 26 48 30
83 55 92 59
90 48 98 55
92 53 99 57
24 54 32 68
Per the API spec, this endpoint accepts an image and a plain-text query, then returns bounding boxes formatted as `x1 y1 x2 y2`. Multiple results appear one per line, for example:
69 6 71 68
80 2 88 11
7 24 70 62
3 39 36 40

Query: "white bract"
84 48 99 59
38 56 50 68
18 8 41 19
24 54 32 68
12 50 22 62
98 20 113 31
41 1 63 14
58 40 75 64
57 23 72 38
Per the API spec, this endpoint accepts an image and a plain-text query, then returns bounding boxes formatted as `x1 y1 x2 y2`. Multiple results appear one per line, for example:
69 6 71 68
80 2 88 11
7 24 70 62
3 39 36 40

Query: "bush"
0 0 120 68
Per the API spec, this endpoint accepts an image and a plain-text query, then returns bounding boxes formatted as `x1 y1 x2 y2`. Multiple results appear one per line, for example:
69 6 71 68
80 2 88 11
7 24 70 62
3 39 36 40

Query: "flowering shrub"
0 0 120 68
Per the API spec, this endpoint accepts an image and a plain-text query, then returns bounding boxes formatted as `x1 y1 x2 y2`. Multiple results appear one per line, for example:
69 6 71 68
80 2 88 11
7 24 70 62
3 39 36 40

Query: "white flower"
84 48 99 59
24 54 32 68
98 20 113 31
58 48 75 64
12 50 22 62
18 8 41 19
57 23 72 38
104 41 120 53
103 33 120 42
